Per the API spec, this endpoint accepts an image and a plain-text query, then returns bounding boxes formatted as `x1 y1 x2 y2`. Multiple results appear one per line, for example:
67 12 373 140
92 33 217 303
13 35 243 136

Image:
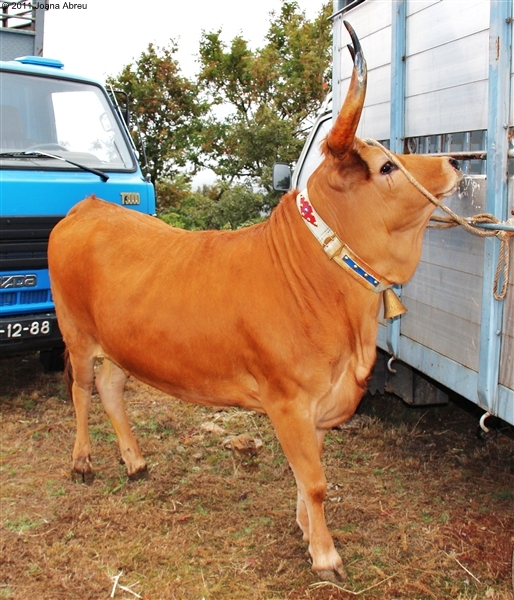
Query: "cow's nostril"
449 158 460 171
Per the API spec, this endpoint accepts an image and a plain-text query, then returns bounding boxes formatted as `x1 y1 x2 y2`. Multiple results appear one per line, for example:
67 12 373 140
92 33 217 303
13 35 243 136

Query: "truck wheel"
39 347 65 372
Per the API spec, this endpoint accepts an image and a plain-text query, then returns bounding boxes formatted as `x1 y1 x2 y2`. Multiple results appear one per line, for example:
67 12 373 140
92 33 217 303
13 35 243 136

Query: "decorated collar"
296 189 394 293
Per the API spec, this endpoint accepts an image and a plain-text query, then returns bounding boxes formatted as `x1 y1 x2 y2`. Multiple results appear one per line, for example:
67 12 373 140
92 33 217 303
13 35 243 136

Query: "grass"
0 353 513 599
4 515 42 534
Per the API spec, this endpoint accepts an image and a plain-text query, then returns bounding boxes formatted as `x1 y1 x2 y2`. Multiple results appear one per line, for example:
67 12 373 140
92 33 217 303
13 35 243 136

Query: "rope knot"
497 230 510 243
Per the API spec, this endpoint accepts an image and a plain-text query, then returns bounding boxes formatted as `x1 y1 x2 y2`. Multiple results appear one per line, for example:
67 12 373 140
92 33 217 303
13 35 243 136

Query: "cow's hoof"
316 563 347 582
128 465 149 481
71 469 95 485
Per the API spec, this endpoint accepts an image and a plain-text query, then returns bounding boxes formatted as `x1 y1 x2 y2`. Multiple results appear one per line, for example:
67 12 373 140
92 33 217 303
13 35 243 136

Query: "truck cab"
0 56 155 368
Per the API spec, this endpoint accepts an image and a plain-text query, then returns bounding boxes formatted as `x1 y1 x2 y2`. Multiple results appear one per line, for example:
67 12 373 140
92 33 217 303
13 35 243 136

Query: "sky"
44 0 325 84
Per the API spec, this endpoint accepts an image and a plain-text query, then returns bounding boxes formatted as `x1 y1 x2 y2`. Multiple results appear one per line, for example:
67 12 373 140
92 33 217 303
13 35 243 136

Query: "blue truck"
0 2 155 369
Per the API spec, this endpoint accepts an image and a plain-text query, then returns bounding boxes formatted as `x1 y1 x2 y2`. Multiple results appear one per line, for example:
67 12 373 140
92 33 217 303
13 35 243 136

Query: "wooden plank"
511 8 514 125
403 262 483 325
406 0 441 18
340 64 391 109
400 298 480 370
358 102 390 140
336 0 391 40
335 2 391 122
498 157 514 389
398 335 480 404
366 64 391 106
405 80 488 136
499 260 514 390
500 331 514 389
420 228 485 277
497 386 514 425
406 0 489 56
336 6 391 76
338 50 391 111
406 31 488 97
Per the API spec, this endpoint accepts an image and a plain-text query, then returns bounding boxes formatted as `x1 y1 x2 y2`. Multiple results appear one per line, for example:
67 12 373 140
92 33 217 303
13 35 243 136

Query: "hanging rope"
363 138 514 300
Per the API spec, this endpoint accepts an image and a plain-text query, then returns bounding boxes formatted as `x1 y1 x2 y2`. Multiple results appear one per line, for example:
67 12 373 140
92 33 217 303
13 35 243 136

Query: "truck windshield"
0 71 135 171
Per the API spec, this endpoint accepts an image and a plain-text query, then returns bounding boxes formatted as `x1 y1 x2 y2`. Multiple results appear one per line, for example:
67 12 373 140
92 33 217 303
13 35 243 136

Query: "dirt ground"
0 353 513 600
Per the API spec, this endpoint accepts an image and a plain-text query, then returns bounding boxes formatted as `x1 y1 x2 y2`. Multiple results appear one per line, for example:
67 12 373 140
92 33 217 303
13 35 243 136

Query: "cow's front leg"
268 407 346 582
296 489 309 541
295 427 328 543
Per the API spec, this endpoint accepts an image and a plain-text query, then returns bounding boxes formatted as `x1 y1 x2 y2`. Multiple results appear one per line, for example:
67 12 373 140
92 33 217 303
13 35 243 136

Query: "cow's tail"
63 348 74 400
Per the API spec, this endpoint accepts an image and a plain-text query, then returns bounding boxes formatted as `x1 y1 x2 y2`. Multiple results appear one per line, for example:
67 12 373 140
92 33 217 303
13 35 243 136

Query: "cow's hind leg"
268 406 346 582
67 350 96 483
95 358 147 479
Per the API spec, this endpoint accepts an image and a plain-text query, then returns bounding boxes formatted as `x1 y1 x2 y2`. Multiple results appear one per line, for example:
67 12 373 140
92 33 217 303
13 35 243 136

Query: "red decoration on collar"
299 195 317 226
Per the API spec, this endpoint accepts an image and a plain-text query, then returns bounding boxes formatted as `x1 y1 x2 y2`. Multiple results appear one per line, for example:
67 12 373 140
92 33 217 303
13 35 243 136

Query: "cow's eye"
380 161 395 175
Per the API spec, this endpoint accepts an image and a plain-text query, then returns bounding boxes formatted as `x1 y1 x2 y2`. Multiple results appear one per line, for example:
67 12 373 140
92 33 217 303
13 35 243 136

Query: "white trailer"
291 0 513 427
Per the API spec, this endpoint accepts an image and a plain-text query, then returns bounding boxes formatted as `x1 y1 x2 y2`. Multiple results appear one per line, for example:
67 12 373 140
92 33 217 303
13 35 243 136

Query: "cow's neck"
294 189 406 319
296 189 393 294
262 192 382 373
264 192 383 321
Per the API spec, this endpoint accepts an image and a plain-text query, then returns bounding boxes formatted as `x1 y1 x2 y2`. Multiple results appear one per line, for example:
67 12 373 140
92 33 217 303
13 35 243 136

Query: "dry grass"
1 353 513 599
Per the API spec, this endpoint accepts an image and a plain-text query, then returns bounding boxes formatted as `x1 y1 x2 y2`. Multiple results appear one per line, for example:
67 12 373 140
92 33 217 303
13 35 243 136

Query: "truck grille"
0 289 51 307
0 216 63 271
1 292 17 307
20 289 50 304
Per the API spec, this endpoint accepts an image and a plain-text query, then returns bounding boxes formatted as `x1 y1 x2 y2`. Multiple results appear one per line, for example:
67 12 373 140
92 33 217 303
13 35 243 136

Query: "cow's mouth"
441 185 459 198
440 172 464 198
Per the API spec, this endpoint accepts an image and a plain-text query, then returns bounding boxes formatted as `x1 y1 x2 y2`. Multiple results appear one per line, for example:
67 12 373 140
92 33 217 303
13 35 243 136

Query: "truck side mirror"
272 163 292 192
110 89 130 127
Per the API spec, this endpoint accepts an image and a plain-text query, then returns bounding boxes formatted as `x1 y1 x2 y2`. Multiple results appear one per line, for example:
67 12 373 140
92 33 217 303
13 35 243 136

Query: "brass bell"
383 288 407 319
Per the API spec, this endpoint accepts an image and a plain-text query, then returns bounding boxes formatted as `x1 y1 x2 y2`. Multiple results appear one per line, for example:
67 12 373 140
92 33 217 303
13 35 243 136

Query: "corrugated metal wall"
330 0 513 424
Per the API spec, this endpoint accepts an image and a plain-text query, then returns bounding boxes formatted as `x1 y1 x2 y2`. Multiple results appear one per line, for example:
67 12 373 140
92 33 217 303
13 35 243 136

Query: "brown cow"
48 23 461 582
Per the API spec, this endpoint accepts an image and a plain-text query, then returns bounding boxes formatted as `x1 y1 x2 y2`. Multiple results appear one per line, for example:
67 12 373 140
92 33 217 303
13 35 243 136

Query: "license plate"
0 318 52 340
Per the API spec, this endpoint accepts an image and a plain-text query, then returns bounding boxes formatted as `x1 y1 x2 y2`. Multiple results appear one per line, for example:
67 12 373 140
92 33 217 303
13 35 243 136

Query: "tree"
157 179 266 231
197 1 332 191
105 1 332 230
107 43 208 184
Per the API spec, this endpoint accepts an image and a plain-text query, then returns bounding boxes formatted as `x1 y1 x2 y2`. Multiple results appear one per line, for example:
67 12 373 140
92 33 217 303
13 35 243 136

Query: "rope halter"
363 138 513 301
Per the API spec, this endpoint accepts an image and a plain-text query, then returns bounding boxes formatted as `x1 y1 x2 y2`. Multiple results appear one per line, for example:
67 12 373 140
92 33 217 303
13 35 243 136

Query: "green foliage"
197 1 332 189
106 1 332 228
157 178 266 231
107 43 208 184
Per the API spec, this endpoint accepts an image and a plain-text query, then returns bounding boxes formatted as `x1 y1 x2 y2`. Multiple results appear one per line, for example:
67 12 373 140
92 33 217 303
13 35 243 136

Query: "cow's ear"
327 22 367 159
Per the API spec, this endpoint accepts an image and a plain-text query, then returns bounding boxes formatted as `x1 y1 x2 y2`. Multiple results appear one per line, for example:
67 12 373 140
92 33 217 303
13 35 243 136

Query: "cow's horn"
327 21 367 158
